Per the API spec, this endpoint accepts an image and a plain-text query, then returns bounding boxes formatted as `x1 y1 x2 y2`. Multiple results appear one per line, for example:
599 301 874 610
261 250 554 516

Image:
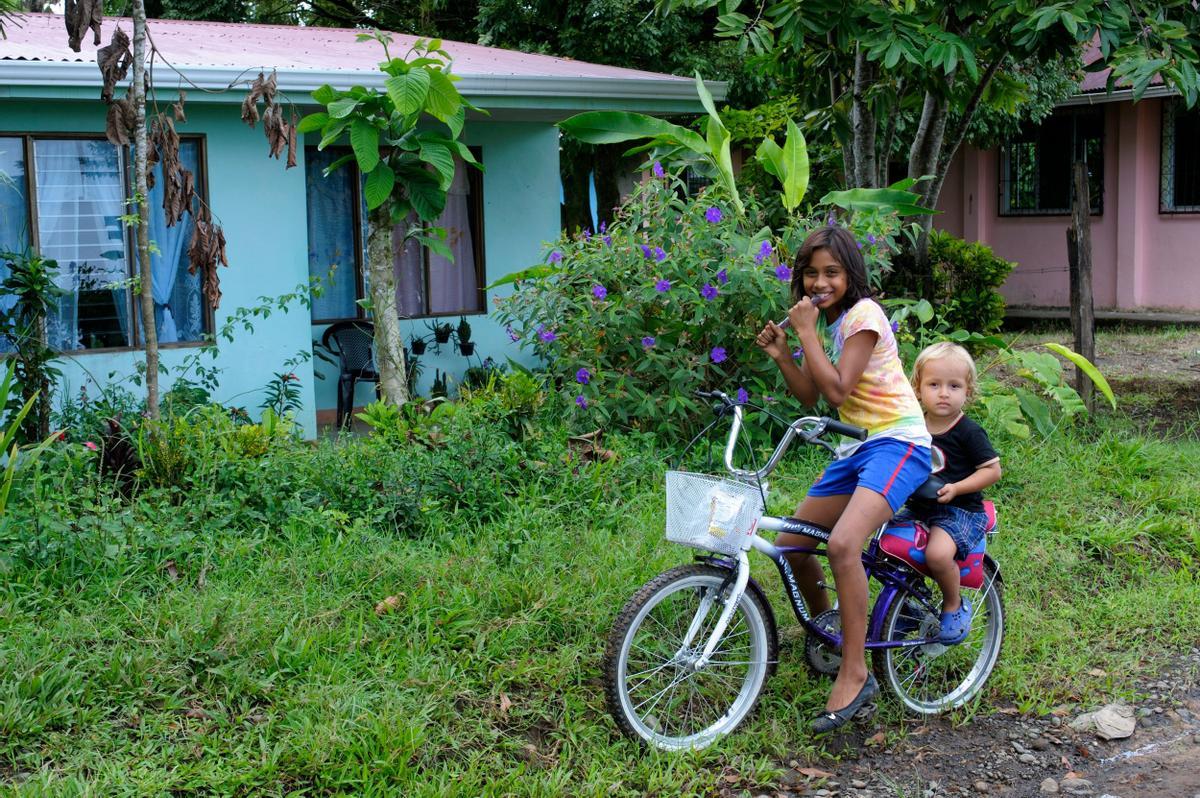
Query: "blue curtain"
305 149 358 320
141 140 204 343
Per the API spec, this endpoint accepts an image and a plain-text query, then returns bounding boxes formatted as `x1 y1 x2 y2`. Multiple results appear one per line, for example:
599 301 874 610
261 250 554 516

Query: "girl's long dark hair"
789 226 872 312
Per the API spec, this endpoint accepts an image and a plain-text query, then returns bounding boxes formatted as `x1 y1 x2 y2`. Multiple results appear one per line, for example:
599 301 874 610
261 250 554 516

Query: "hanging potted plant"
455 316 474 355
427 320 453 344
409 333 427 355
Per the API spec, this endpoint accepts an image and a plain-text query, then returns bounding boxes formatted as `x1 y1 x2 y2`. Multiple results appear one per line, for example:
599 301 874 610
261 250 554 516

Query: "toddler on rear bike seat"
755 225 931 733
902 343 1002 644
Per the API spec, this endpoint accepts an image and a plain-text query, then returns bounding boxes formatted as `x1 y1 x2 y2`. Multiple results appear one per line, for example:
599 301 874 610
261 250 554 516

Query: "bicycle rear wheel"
604 563 777 750
873 559 1004 714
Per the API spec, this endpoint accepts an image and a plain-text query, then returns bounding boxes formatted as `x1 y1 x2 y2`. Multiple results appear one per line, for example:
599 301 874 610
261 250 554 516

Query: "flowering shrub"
494 173 905 439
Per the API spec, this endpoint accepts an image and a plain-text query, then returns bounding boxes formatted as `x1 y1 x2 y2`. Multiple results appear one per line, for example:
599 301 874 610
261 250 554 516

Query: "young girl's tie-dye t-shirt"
829 299 929 454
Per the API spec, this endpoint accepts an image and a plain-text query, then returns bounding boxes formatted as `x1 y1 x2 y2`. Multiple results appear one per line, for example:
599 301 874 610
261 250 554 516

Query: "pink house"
936 69 1200 314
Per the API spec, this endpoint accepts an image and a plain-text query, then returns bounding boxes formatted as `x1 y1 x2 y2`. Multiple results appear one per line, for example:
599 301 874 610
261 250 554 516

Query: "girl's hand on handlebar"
787 297 821 332
755 321 790 361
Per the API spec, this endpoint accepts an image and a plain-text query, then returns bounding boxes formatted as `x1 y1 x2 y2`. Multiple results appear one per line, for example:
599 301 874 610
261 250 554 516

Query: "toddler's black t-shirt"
915 414 999 514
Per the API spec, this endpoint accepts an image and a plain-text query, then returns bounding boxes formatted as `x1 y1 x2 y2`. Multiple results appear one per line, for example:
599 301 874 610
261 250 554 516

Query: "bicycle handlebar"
694 390 867 482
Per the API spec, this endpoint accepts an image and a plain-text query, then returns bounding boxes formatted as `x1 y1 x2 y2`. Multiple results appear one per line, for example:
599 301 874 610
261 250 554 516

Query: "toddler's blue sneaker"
937 597 973 644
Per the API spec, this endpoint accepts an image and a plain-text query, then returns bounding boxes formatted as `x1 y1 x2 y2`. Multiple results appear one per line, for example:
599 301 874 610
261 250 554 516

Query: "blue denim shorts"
910 504 990 561
808 437 932 513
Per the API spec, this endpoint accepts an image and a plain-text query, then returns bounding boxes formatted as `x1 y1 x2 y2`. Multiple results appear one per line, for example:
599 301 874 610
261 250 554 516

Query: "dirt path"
748 649 1200 798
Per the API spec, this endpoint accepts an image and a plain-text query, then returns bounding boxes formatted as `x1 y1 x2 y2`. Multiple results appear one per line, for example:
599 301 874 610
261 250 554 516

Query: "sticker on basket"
706 489 746 539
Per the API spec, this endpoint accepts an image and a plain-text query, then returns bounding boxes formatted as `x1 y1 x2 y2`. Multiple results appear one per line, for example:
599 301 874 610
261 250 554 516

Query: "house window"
999 108 1104 216
304 147 485 322
0 135 210 351
1161 99 1200 213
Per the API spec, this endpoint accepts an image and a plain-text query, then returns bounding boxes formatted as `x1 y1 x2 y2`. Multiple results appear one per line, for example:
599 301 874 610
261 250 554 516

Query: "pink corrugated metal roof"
0 12 691 83
1079 39 1163 94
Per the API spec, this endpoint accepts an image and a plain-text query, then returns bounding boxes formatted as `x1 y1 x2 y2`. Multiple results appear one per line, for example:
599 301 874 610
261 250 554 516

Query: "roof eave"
0 60 726 110
1058 84 1178 107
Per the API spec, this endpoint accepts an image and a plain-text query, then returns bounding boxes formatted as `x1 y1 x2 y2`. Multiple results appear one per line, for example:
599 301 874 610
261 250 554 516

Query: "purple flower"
641 336 656 349
736 387 749 404
653 246 667 262
793 347 804 359
603 235 612 247
641 244 653 259
652 161 665 178
599 220 607 234
593 284 608 300
775 264 792 282
583 228 592 241
705 206 723 224
826 214 836 226
537 324 557 343
575 394 589 409
506 326 520 342
857 241 864 249
576 367 591 385
700 283 718 301
548 250 563 264
710 346 727 364
890 320 900 334
655 279 671 293
755 239 774 264
867 234 877 245
716 268 729 285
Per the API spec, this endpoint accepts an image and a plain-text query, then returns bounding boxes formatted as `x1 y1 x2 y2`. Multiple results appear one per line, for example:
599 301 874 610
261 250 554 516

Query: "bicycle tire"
604 563 778 750
872 559 1005 714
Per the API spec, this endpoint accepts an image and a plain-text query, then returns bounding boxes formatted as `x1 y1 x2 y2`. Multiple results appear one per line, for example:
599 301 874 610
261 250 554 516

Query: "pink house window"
1161 99 1200 214
998 108 1104 216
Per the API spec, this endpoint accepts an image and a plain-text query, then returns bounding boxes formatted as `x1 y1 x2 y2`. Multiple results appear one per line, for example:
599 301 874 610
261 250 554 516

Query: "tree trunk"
905 88 953 297
132 0 158 420
366 205 409 405
1068 161 1095 413
849 49 878 188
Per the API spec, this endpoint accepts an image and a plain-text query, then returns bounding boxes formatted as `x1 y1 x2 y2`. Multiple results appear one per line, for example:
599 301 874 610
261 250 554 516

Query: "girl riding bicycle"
755 225 931 733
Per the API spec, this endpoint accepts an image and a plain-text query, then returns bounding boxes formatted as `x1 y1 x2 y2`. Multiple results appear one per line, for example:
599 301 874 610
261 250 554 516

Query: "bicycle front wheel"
873 559 1005 714
604 564 777 750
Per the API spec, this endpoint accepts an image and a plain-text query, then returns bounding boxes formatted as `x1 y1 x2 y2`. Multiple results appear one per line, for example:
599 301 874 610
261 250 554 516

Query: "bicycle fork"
677 552 751 671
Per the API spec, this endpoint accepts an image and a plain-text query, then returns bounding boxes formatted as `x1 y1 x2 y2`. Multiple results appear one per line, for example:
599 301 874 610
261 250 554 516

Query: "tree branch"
936 53 1007 176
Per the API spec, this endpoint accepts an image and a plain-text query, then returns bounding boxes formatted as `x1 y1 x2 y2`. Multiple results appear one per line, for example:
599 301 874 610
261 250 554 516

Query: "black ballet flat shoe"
810 674 880 735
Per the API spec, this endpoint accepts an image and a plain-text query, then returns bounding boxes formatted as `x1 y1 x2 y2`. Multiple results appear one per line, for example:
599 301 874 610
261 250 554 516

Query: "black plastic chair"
321 320 378 428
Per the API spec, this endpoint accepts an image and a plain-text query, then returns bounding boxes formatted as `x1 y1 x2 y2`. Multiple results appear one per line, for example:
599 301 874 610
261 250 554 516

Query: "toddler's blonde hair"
911 342 978 400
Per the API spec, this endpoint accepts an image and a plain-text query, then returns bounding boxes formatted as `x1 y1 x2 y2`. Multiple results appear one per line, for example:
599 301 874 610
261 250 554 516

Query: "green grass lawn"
2 409 1198 796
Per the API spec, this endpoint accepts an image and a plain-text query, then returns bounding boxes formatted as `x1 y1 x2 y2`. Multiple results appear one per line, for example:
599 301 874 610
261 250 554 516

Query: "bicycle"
603 390 1005 751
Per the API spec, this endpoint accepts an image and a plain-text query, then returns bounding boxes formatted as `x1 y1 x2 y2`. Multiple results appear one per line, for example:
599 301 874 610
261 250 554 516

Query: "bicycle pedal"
853 703 878 720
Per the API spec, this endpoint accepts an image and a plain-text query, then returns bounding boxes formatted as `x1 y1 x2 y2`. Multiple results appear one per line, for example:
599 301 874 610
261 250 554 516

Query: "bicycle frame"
682 394 945 670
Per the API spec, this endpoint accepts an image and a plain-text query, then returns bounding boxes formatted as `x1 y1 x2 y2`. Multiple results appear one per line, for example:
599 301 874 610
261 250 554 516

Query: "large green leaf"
311 85 337 105
445 106 466 138
327 97 360 120
402 168 447 220
820 187 937 216
559 112 708 154
363 162 395 210
418 139 456 190
385 69 431 116
756 137 783 178
1015 386 1056 437
350 119 380 174
486 263 566 289
705 117 741 213
780 118 809 212
297 112 329 134
425 69 462 121
981 393 1030 439
1043 343 1117 409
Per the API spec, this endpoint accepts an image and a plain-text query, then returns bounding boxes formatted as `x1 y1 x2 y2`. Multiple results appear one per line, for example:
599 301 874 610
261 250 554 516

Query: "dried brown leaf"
164 559 179 580
183 707 209 720
105 97 136 147
499 692 513 716
797 767 834 779
374 594 402 615
866 731 887 746
65 0 103 53
173 90 188 123
285 114 298 170
96 27 131 103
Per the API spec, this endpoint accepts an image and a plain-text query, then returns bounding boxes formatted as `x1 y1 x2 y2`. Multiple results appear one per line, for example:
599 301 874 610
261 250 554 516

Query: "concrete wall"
1 96 561 436
936 98 1200 312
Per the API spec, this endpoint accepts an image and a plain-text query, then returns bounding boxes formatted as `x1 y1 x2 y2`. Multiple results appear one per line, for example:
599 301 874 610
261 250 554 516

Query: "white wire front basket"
664 471 765 557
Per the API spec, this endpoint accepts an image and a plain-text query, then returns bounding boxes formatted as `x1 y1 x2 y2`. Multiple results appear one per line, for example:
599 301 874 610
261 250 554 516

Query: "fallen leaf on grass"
721 773 740 783
183 707 210 720
797 767 834 779
1088 668 1108 677
374 594 403 615
163 560 179 580
998 706 1021 715
866 731 887 746
499 692 513 716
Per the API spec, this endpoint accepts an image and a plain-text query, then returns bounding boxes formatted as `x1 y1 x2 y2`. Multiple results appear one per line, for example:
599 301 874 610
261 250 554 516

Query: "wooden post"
1067 161 1095 414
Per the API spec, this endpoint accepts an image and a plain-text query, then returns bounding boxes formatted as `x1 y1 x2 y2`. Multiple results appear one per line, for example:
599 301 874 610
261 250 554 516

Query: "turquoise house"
0 13 720 436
